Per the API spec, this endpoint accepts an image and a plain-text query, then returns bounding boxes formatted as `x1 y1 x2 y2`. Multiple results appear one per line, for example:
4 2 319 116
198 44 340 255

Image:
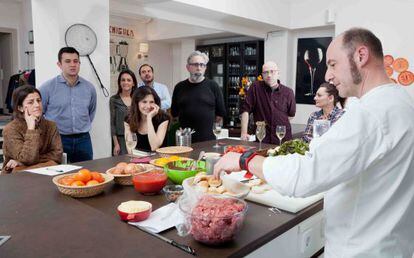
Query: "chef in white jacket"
214 27 414 258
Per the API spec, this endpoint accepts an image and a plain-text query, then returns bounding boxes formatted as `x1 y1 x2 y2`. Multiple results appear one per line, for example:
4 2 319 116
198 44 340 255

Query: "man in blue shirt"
39 47 97 163
138 64 171 110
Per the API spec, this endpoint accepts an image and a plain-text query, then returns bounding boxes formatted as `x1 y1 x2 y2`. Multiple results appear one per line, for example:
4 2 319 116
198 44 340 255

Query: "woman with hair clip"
110 69 137 155
2 85 63 173
124 86 170 152
302 82 346 143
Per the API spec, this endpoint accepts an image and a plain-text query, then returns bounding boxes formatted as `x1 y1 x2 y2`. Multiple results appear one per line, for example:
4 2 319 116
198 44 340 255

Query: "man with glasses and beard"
215 28 414 257
240 61 296 145
171 51 226 143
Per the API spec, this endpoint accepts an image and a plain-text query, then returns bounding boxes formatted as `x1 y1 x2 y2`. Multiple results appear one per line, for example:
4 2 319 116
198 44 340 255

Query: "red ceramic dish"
132 169 168 194
117 201 152 222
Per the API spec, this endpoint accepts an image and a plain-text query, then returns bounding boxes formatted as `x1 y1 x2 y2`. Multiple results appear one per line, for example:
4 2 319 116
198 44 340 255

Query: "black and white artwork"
295 37 332 104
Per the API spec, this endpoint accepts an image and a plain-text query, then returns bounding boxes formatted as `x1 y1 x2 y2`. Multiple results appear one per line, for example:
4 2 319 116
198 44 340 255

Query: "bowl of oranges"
52 169 114 198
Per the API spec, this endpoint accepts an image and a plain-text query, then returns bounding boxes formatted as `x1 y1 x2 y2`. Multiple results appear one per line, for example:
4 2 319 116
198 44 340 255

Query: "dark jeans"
61 132 93 163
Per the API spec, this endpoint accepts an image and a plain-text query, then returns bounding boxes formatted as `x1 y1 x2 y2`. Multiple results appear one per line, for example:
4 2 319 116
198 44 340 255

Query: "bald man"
216 28 414 257
240 61 296 144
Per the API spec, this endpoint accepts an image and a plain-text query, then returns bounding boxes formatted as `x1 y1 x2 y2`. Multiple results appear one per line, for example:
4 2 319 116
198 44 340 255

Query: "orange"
398 71 414 86
91 172 104 183
86 180 99 186
74 169 92 183
59 176 75 186
392 58 409 73
71 180 85 187
383 54 394 66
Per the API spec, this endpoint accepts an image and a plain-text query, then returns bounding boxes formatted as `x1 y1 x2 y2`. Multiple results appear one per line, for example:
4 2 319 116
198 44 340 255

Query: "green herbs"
267 139 309 156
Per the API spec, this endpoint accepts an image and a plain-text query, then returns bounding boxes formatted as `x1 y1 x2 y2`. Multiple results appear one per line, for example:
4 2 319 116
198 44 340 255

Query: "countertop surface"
0 139 322 258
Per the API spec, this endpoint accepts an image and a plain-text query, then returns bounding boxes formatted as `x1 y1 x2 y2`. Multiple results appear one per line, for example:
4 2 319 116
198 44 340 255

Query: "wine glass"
255 122 266 150
212 121 222 148
276 125 286 145
125 133 137 157
313 119 331 139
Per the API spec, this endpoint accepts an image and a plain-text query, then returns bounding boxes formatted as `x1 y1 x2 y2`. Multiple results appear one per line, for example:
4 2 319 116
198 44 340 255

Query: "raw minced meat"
189 195 247 245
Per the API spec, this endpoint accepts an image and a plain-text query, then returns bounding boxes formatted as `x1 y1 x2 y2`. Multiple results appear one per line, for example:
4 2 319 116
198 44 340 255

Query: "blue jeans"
61 132 93 163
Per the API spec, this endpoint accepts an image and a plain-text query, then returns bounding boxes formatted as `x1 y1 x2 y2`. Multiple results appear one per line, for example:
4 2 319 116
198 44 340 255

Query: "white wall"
32 0 111 159
147 41 173 93
109 16 146 94
265 0 414 124
171 39 196 87
0 1 21 72
174 0 290 28
289 0 414 101
146 19 221 42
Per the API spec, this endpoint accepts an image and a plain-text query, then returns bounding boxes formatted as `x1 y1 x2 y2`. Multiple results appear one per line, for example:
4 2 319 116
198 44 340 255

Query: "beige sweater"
2 118 63 173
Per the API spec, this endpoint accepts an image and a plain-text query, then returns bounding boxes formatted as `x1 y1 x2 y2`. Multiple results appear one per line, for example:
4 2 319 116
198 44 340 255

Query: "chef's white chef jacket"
263 84 414 258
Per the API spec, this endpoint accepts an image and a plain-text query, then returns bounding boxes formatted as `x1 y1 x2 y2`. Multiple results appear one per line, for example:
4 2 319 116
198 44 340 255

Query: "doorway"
0 28 18 115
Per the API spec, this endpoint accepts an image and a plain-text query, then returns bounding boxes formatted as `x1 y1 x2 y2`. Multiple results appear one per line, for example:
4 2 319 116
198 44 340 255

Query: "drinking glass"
276 125 286 145
256 123 266 150
313 119 331 139
212 121 222 148
125 133 138 157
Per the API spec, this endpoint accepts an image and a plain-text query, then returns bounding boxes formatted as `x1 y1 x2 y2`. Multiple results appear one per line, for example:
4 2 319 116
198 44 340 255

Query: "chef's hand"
147 104 159 119
213 152 242 179
24 107 37 130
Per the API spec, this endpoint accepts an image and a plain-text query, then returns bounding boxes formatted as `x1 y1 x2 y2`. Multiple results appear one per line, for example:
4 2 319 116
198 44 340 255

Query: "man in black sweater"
171 51 226 143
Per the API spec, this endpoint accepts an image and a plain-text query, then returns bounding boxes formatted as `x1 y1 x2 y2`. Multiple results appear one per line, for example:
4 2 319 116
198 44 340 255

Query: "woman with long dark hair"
2 85 63 173
125 86 170 152
302 82 346 143
110 69 137 155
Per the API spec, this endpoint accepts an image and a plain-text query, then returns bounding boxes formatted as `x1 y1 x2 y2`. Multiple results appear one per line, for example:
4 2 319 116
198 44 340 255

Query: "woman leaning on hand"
110 69 137 156
124 86 170 152
2 85 63 173
302 82 346 143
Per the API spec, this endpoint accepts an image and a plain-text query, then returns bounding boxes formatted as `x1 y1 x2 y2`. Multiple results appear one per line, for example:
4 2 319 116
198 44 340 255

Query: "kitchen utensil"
190 151 205 171
64 23 109 97
135 225 196 256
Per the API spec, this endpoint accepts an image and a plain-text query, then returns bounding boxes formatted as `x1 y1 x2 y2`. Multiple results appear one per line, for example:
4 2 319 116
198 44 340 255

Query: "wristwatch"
239 149 257 171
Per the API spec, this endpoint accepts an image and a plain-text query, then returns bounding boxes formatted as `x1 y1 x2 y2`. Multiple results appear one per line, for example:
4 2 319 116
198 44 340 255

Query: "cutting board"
246 190 324 213
224 171 324 213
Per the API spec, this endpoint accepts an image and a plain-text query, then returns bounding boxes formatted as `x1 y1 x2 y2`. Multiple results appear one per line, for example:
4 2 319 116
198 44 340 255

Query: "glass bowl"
180 195 248 245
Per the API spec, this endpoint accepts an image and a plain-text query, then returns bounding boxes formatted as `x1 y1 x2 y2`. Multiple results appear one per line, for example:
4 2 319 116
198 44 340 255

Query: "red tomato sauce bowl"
132 169 168 195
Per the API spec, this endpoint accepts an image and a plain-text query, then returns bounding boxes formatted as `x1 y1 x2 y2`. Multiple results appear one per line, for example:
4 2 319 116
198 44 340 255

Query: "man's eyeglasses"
262 70 279 76
189 63 207 68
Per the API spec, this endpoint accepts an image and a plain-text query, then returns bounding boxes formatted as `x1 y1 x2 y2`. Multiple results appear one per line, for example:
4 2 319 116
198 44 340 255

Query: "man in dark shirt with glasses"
240 61 296 145
171 51 226 143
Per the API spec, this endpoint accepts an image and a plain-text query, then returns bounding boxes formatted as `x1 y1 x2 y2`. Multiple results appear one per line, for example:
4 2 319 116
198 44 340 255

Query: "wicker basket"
52 173 114 198
155 146 193 158
106 164 154 186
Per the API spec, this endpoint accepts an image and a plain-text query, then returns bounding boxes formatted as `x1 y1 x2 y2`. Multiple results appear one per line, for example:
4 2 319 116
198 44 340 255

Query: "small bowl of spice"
163 185 184 202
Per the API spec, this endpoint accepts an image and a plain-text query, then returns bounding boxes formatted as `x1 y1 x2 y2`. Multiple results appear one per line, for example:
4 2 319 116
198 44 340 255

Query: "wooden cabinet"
197 40 264 130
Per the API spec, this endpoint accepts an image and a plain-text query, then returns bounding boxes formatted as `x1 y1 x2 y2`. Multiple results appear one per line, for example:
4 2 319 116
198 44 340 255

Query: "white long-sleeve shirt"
263 84 414 258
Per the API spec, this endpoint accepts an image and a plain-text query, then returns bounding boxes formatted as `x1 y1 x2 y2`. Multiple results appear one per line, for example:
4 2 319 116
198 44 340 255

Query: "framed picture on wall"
295 37 332 104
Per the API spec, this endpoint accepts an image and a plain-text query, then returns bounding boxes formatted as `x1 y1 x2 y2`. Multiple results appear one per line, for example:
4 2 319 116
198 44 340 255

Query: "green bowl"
164 160 206 184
